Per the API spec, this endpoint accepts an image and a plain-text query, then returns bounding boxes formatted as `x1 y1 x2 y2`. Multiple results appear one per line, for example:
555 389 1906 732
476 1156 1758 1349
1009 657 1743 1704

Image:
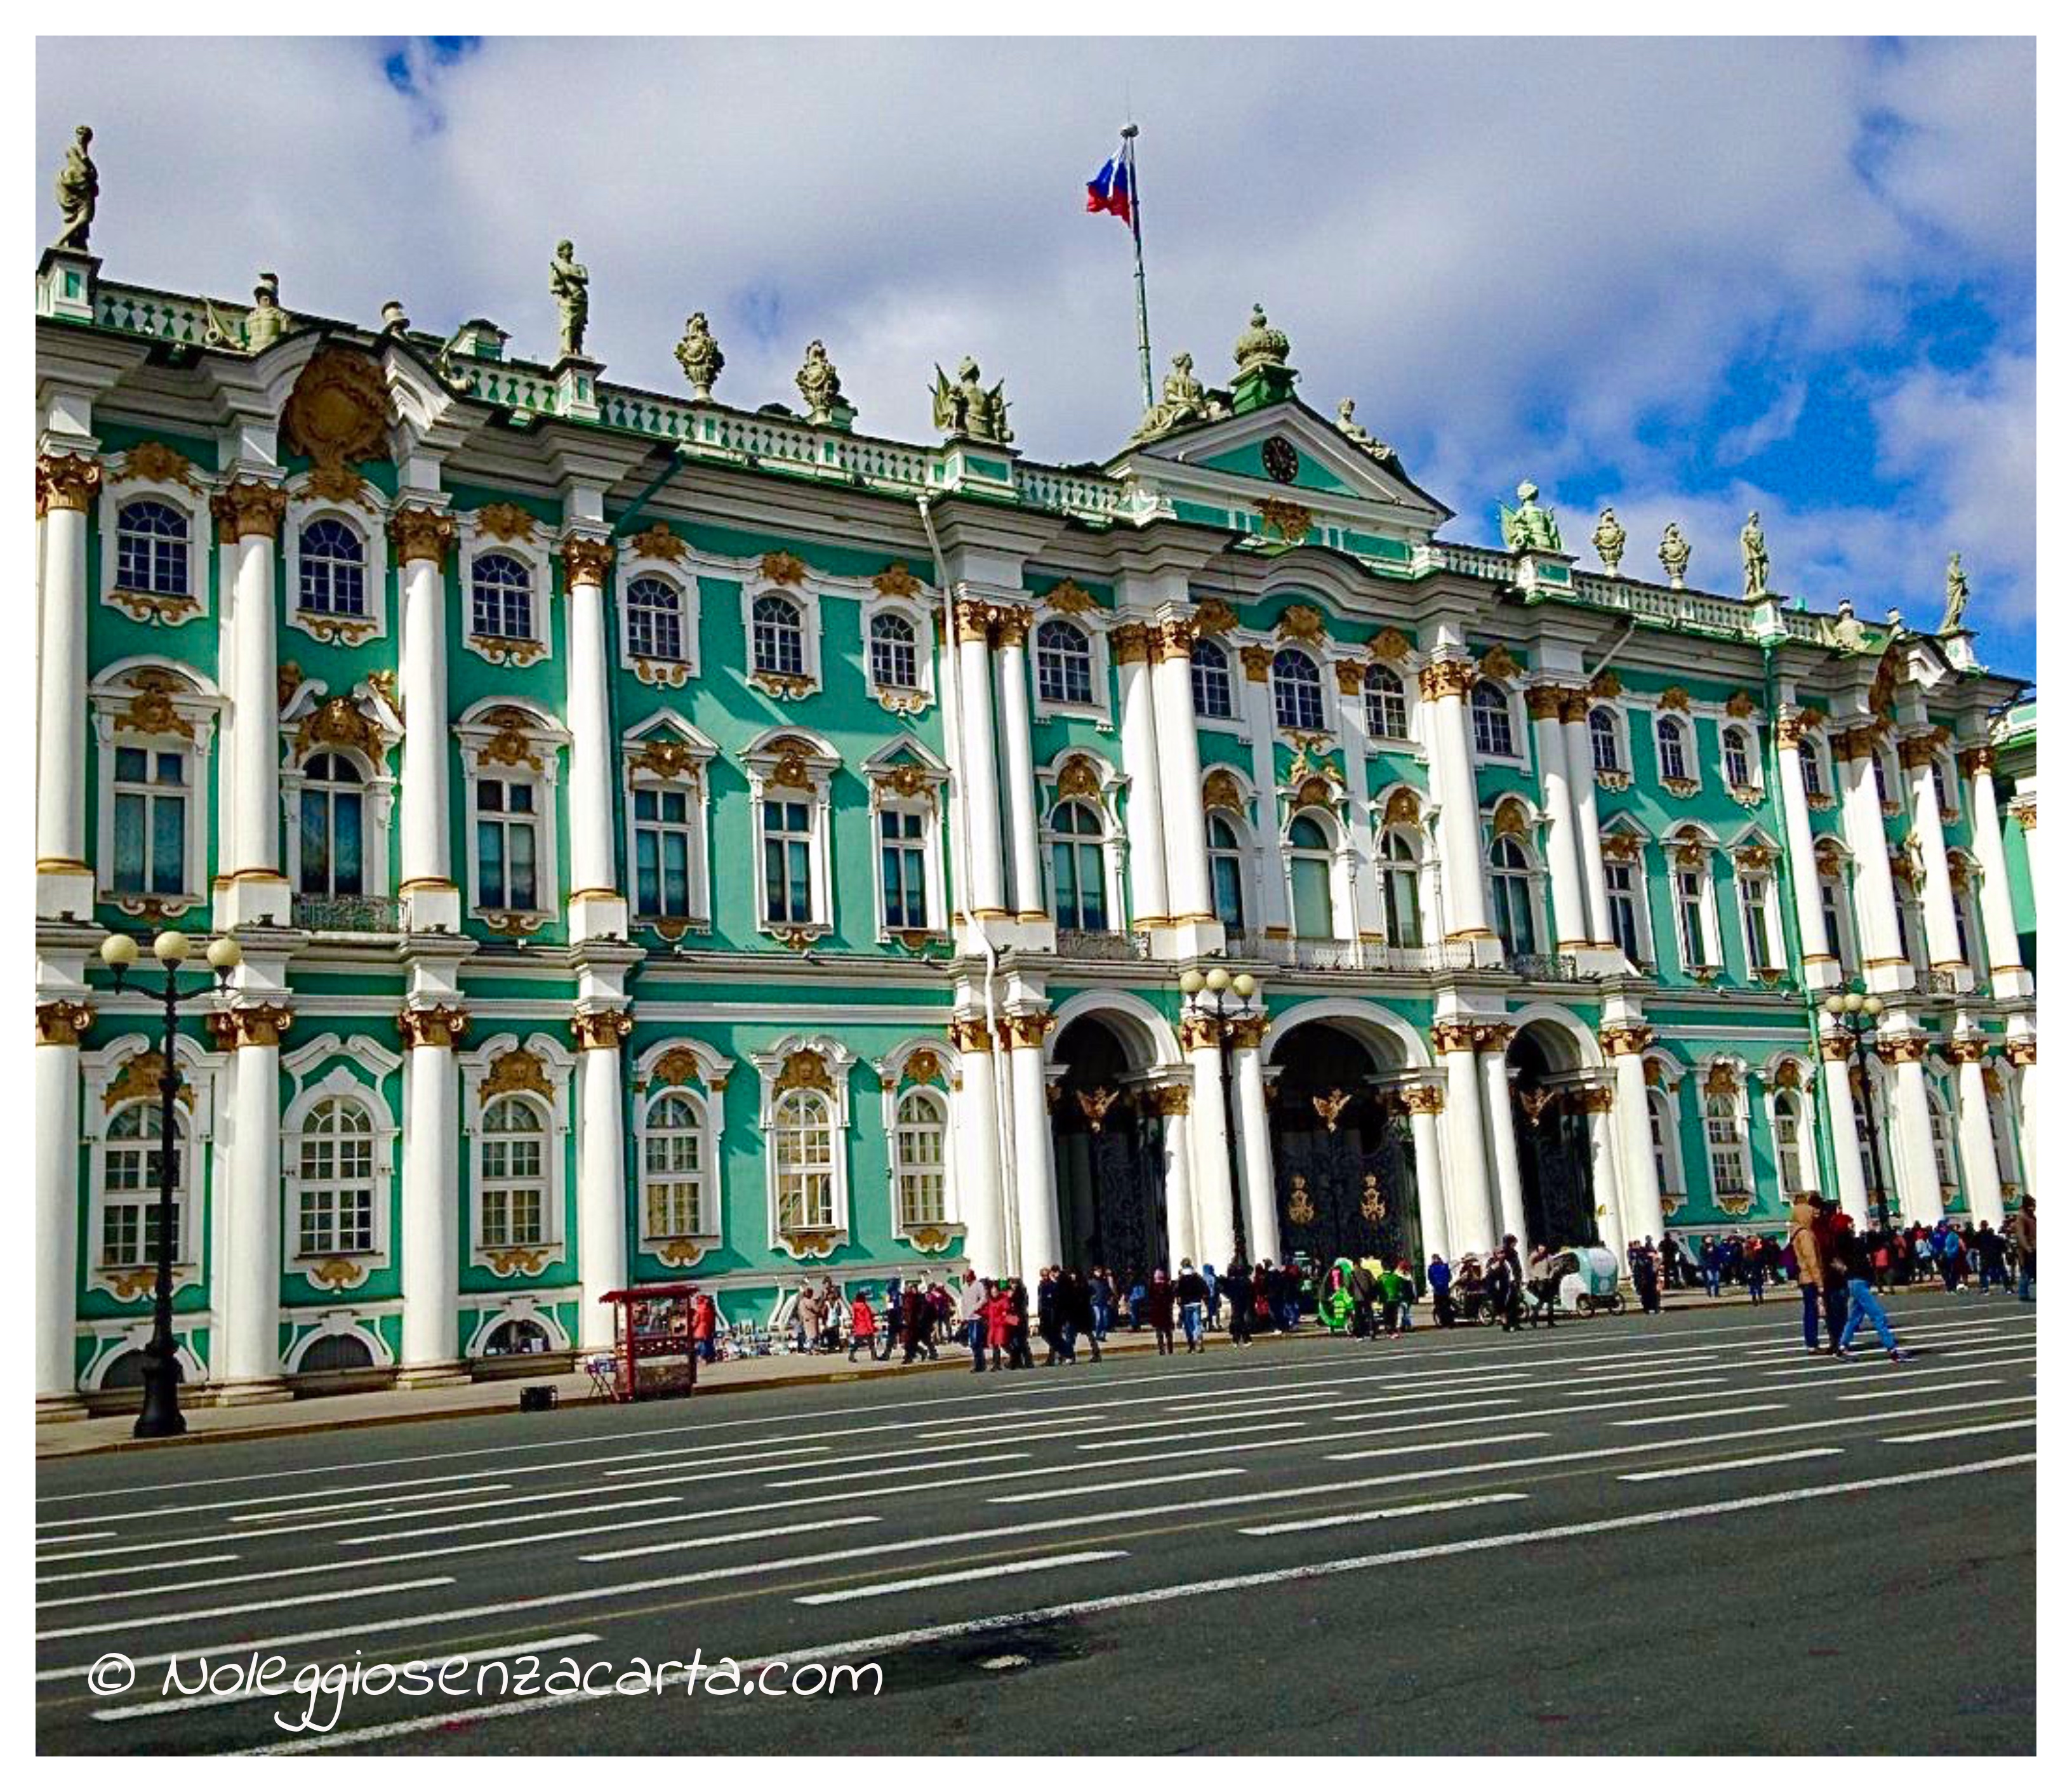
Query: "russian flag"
1086 152 1134 225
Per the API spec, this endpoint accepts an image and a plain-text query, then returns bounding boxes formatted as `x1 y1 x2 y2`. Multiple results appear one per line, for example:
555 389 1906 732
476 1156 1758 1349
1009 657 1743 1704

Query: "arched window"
1049 799 1108 931
1801 744 1825 799
1192 640 1235 719
1207 812 1247 929
1590 705 1623 774
642 1090 708 1238
1378 829 1422 947
1035 620 1094 706
297 1096 376 1256
1773 1089 1803 1190
1723 725 1754 789
116 499 189 597
868 613 919 691
1932 757 1954 814
892 1088 949 1231
298 519 367 618
297 752 365 898
1704 1093 1750 1198
1471 682 1515 757
1364 665 1408 739
1489 835 1536 957
773 1088 836 1231
1288 812 1338 940
470 552 533 641
479 1095 548 1247
102 1099 185 1267
752 593 806 677
1649 1090 1681 1197
1272 650 1325 733
626 575 685 664
1656 715 1691 783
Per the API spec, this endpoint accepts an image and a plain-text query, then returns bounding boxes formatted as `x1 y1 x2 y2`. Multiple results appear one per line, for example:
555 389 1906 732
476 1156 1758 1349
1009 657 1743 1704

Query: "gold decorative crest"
873 561 924 597
1259 498 1314 543
1042 580 1098 614
1277 603 1327 643
1285 1175 1317 1226
1202 769 1246 813
760 550 807 586
480 1047 552 1103
281 347 391 478
1312 1088 1353 1132
1077 1086 1120 1133
117 441 202 492
629 522 687 561
475 502 538 543
775 1049 834 1096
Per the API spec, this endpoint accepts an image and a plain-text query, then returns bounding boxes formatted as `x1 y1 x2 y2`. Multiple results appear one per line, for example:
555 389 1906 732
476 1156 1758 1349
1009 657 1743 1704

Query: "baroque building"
33 231 2038 1412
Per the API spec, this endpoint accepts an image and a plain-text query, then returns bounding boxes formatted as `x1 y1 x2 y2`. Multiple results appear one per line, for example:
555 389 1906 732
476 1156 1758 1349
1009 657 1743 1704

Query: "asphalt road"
34 1294 2036 1755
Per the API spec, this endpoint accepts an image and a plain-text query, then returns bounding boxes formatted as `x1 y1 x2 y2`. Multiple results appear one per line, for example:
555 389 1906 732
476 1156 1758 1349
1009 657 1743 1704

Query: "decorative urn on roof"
1230 303 1298 411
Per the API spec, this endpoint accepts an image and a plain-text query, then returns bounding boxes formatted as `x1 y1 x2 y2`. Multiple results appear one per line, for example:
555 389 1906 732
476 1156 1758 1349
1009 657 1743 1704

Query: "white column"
1113 628 1171 927
1150 623 1215 931
2014 1045 2038 1195
953 602 1006 921
1776 720 1838 990
1423 661 1494 945
399 1009 465 1378
1953 1048 2007 1228
1530 691 1588 951
1838 728 1908 990
574 1017 629 1351
1334 661 1383 941
36 456 96 916
1904 739 1965 980
1231 1025 1278 1263
1160 1088 1199 1273
1186 1024 1238 1271
34 1006 88 1407
1561 694 1614 947
1438 1026 1496 1257
394 514 460 932
993 612 1044 920
1817 1044 1872 1227
1884 1043 1944 1225
1006 1017 1059 1274
1404 1085 1449 1266
1480 1030 1529 1249
1583 1092 1628 1265
1605 1028 1668 1247
1963 747 2029 1000
953 1023 1006 1279
217 1013 286 1393
1240 649 1291 936
562 543 625 941
215 485 289 927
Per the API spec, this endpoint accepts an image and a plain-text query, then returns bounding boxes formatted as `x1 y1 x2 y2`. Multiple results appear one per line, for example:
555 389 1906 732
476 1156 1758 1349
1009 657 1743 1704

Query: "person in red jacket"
983 1281 1013 1371
690 1291 718 1364
847 1291 877 1363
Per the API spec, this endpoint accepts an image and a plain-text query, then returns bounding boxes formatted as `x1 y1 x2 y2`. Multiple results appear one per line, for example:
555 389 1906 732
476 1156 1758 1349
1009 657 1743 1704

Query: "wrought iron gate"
1273 1124 1416 1266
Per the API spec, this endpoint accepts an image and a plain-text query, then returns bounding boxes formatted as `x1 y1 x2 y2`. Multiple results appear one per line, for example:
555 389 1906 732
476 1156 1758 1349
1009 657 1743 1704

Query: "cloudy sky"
37 35 2036 676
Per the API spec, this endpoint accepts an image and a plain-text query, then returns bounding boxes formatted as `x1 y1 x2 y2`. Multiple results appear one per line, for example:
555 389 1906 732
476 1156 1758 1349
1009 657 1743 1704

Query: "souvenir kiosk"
597 1284 700 1402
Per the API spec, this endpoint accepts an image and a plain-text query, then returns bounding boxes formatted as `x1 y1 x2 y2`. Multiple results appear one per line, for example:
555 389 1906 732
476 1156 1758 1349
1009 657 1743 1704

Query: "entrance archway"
1509 1022 1600 1246
1266 1019 1419 1270
1049 1014 1169 1279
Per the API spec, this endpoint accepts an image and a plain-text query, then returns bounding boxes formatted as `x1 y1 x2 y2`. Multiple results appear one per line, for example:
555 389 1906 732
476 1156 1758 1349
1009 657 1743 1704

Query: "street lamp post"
1823 986 1892 1230
96 927 242 1439
1179 966 1265 1266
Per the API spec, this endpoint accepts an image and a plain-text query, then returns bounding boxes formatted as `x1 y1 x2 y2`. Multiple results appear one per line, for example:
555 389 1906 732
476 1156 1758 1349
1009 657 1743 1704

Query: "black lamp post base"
133 1357 187 1439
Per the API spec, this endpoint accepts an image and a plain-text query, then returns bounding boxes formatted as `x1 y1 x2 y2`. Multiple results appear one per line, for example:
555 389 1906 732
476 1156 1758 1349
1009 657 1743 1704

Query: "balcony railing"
1504 952 1586 981
292 893 403 934
1238 935 1480 974
1054 928 1152 962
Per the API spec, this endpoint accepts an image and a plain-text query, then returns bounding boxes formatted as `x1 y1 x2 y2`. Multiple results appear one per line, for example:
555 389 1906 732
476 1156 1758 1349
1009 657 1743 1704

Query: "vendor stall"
598 1283 701 1402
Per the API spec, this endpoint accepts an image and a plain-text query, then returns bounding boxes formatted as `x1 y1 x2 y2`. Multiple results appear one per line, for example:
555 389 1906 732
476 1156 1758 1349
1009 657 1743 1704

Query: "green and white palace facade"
32 242 2038 1412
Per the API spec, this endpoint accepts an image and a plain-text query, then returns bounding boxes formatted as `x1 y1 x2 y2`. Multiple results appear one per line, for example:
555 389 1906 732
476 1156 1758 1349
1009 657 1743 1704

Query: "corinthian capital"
36 451 102 515
1418 658 1477 703
571 1007 633 1051
397 1004 470 1049
388 506 459 568
209 478 289 542
560 535 617 587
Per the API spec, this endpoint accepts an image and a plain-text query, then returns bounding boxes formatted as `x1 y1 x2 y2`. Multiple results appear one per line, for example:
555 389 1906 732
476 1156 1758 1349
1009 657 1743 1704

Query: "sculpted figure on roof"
53 124 97 252
550 239 589 359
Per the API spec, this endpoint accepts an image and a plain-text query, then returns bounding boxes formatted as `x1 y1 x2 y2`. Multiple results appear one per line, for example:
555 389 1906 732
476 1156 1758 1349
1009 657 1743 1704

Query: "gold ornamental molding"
209 478 289 543
1898 728 1950 769
1589 669 1623 700
1558 691 1592 726
655 1238 709 1268
1574 1085 1617 1115
1600 831 1642 863
873 561 924 598
774 1047 836 1094
572 1009 634 1052
37 451 103 515
1598 1023 1656 1057
293 695 390 765
1178 1012 1224 1053
468 501 535 544
1471 1022 1517 1053
1240 643 1275 683
1431 1019 1478 1056
1258 499 1314 544
1334 659 1367 696
951 596 995 644
948 1018 994 1056
388 506 458 568
1055 756 1103 800
2010 794 2036 831
1148 1084 1192 1118
1367 627 1412 664
1417 658 1476 703
209 1003 295 1051
1110 621 1151 666
627 737 704 783
480 1045 552 1101
1400 1083 1445 1116
641 1045 709 1090
873 762 934 800
1945 1033 1991 1065
627 521 687 562
104 1049 194 1111
991 605 1034 649
1228 1014 1270 1052
1382 786 1421 826
1656 685 1692 713
116 441 203 492
1275 602 1327 644
1000 1013 1057 1052
760 550 808 587
305 1256 369 1292
1957 744 1997 779
1041 580 1099 614
561 536 617 586
1873 1034 1930 1066
1525 685 1567 722
35 1000 95 1047
397 1005 470 1051
1193 597 1239 637
477 706 547 772
1703 1060 1742 1097
1478 644 1521 681
2003 1037 2036 1067
1817 1033 1854 1063
1155 618 1196 662
281 347 392 477
484 1247 550 1278
1772 1058 1803 1089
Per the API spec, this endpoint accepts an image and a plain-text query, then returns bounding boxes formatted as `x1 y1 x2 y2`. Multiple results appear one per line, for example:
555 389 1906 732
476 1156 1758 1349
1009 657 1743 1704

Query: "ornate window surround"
1760 1056 1821 1197
630 1038 735 1266
1468 674 1526 765
621 718 718 939
1039 750 1127 931
284 481 389 647
875 1036 964 1248
279 678 402 907
751 1035 857 1260
1699 1059 1757 1211
458 509 555 668
1663 824 1725 979
281 1032 401 1291
458 1032 575 1278
1652 709 1701 796
1599 825 1657 967
1484 796 1547 954
743 727 840 943
1727 831 1788 980
739 577 824 700
1028 600 1113 727
1718 718 1764 803
98 460 211 628
616 540 703 688
90 656 222 919
454 698 569 934
860 585 938 717
1282 802 1355 944
862 737 951 943
78 1031 223 1303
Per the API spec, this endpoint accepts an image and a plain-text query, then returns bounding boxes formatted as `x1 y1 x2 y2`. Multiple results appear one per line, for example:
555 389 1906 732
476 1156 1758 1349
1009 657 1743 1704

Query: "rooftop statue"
1135 352 1211 441
1499 481 1563 554
675 311 724 401
1591 506 1627 578
931 356 1013 444
53 124 97 253
795 339 845 425
245 272 289 353
550 239 589 360
1233 302 1291 372
1659 521 1692 588
1740 510 1770 598
380 300 411 336
1939 552 1970 634
1832 598 1865 651
1334 398 1393 463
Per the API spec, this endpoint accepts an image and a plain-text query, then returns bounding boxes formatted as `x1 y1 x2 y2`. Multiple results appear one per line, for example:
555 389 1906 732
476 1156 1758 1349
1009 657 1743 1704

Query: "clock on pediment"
1262 435 1299 484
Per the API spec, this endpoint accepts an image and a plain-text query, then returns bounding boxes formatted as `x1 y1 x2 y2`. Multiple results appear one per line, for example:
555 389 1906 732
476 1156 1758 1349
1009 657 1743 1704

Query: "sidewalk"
34 1277 2000 1461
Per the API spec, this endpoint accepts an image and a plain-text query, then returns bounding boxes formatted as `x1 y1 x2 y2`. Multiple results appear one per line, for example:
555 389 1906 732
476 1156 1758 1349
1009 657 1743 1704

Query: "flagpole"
1121 123 1154 413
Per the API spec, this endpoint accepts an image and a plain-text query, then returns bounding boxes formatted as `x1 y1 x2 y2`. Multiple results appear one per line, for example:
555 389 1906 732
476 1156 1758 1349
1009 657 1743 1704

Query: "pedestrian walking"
2013 1197 2037 1301
847 1289 877 1362
1007 1277 1035 1369
1151 1266 1180 1355
1488 1245 1521 1332
1789 1193 1827 1354
1631 1239 1662 1315
1831 1214 1911 1362
1226 1252 1254 1346
957 1268 986 1372
1428 1253 1455 1327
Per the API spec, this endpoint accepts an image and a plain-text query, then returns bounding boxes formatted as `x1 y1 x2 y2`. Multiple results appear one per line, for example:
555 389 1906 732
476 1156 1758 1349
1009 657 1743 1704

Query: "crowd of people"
1675 1210 2037 1303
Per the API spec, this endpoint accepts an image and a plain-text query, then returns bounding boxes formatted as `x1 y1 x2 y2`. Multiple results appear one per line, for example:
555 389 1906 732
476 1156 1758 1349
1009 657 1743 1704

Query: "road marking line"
1838 1378 2003 1402
1617 1449 1843 1482
319 1496 686 1550
794 1550 1127 1605
35 1576 456 1643
1613 1404 1788 1427
41 1553 438 1610
239 1456 2035 1755
760 1451 1029 1489
1239 1492 1529 1535
1881 1418 2038 1444
347 1511 879 1567
985 1468 1232 1504
37 1552 241 1586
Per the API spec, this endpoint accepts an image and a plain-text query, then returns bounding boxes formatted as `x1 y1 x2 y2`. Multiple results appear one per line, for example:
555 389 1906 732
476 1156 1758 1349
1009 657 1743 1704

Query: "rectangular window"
1676 869 1710 968
1739 876 1774 971
763 799 814 925
475 778 539 912
1607 862 1646 964
632 785 694 919
879 809 929 930
111 745 188 896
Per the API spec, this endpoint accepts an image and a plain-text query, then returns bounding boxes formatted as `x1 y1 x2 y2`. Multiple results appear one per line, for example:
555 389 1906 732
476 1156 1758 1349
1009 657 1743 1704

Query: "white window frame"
1766 1079 1817 1197
1654 712 1699 791
621 722 717 936
1470 679 1525 763
455 700 569 933
1485 813 1543 958
1666 833 1723 975
285 490 388 647
637 1087 720 1248
888 1084 954 1237
1647 1080 1685 1204
752 1035 856 1258
1925 1082 1959 1200
744 729 839 941
99 468 209 629
1363 663 1411 742
1270 646 1329 737
1602 838 1655 967
78 1033 222 1302
614 540 702 688
630 1037 736 1261
864 744 950 941
1192 637 1239 724
90 658 221 919
1205 805 1254 933
1374 824 1425 948
1588 703 1628 778
1800 735 1833 803
279 687 400 910
1720 721 1761 795
281 1035 401 1289
458 1032 574 1275
1284 804 1348 943
458 514 554 668
1816 840 1858 973
861 591 936 716
739 580 824 697
1033 618 1100 713
1703 1078 1755 1204
1028 599 1113 726
1041 755 1126 933
1732 851 1785 975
